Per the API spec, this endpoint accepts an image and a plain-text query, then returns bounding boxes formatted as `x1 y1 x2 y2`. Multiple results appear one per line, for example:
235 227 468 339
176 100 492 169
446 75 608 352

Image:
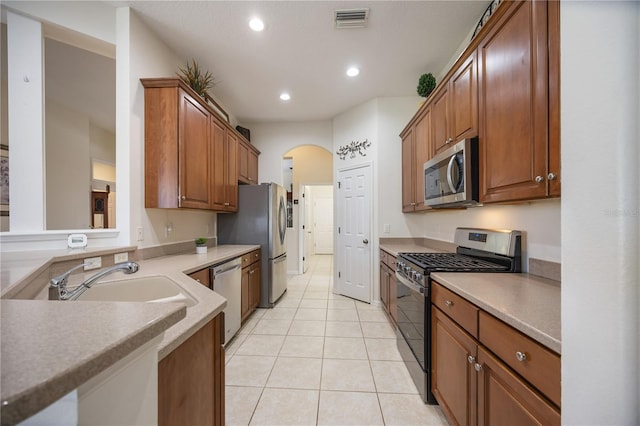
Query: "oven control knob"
415 272 423 281
404 266 411 274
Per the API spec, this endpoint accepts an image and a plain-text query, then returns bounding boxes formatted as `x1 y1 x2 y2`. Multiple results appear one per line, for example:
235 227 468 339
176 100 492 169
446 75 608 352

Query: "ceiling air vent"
334 8 369 29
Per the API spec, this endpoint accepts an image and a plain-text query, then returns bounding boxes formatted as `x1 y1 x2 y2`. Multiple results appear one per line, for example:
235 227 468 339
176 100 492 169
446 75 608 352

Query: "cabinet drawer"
479 311 560 407
432 282 479 338
242 249 261 267
380 250 388 266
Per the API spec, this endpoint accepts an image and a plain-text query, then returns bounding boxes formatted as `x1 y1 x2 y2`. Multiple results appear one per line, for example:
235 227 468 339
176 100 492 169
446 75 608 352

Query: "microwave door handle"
446 154 458 193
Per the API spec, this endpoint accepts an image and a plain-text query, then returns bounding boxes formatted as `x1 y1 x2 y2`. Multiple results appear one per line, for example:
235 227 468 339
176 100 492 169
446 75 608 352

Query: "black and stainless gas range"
395 228 522 404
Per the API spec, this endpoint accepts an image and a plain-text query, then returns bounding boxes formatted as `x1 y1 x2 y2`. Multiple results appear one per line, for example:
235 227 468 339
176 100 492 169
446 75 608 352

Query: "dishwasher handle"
211 258 242 276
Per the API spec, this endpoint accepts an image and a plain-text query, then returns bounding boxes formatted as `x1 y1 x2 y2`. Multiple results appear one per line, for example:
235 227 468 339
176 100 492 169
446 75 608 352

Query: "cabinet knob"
224 202 230 206
515 351 527 362
547 172 557 181
474 363 482 372
445 138 453 145
467 355 476 364
181 196 186 200
535 175 545 183
445 300 454 307
195 279 201 283
410 202 416 206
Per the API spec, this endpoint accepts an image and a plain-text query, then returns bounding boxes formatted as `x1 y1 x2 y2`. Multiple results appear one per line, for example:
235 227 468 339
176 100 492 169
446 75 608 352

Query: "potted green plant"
417 73 437 98
177 59 215 99
195 237 208 254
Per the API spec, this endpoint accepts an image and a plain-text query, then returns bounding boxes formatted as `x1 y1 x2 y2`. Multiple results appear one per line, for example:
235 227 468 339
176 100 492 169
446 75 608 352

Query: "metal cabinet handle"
445 300 454 307
474 363 482 372
410 202 416 206
515 351 527 362
547 172 557 181
467 355 476 364
535 175 544 183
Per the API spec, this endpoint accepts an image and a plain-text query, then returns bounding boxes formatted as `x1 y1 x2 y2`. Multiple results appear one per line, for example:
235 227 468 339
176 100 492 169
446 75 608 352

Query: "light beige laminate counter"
379 240 561 354
432 272 561 354
1 300 186 425
0 244 259 424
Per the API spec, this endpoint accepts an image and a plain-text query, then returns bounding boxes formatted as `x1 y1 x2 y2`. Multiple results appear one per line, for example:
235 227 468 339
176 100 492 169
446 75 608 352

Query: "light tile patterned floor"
225 254 449 425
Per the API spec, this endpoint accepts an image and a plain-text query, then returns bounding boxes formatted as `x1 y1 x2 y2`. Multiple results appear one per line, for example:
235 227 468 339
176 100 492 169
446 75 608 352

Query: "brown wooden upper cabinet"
238 137 260 185
478 0 560 203
141 78 240 212
401 106 433 212
399 0 560 210
432 51 478 155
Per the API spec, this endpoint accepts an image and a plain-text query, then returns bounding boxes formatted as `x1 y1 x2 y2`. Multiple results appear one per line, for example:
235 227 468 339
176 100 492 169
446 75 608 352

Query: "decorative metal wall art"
336 139 371 160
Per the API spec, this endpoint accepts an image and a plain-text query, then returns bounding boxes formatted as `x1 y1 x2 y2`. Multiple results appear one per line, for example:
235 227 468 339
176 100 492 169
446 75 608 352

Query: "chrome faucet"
49 261 139 301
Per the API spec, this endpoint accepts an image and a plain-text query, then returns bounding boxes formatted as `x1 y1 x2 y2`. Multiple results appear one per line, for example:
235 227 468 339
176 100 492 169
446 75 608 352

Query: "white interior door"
314 196 333 254
336 164 372 303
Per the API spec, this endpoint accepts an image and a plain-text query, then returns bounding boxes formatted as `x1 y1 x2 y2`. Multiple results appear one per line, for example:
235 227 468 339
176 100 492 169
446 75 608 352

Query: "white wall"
561 2 639 424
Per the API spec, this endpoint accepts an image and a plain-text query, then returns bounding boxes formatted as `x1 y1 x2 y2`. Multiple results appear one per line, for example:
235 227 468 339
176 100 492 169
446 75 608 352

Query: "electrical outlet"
384 224 391 234
137 226 144 241
84 257 102 271
114 252 128 263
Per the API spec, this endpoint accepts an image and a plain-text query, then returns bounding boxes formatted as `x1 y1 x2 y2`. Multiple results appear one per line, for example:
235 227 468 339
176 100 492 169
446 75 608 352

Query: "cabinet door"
249 265 261 310
413 107 432 211
379 263 389 311
225 131 238 211
248 149 259 184
431 85 450 154
432 307 477 426
210 117 227 210
238 140 250 183
547 0 561 197
159 315 224 426
179 91 211 209
401 128 415 212
241 268 250 322
387 264 397 324
477 346 560 426
450 51 478 141
478 0 549 203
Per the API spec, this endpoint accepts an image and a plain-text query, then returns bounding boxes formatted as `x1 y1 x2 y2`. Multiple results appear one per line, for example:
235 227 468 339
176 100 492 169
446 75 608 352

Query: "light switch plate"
114 253 128 263
84 257 102 271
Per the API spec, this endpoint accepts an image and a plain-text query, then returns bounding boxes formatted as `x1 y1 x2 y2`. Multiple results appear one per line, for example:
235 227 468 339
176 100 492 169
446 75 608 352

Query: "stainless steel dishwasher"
210 257 242 344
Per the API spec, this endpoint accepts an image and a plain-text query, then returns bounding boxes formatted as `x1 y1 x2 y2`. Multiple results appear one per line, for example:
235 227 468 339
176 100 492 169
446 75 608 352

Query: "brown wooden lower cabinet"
477 346 560 426
431 281 560 426
158 312 225 426
241 249 262 322
188 267 211 287
379 250 397 324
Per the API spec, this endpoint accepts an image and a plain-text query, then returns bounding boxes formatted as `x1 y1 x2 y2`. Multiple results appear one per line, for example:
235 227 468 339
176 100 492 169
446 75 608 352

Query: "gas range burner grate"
400 252 509 273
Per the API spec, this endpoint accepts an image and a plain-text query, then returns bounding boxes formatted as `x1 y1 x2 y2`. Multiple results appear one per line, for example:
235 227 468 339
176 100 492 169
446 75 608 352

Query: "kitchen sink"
76 275 197 307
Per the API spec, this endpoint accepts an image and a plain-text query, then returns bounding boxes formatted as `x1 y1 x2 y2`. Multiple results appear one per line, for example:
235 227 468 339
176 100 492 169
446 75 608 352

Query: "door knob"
363 239 369 244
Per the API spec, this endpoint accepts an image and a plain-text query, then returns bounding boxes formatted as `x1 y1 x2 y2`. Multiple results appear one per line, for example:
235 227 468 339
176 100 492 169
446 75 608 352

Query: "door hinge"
338 182 341 189
303 256 305 261
338 271 341 278
302 225 305 230
338 227 341 234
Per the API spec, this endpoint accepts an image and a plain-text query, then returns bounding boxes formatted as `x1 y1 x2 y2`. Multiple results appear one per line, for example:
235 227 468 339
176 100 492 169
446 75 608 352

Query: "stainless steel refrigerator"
217 183 287 308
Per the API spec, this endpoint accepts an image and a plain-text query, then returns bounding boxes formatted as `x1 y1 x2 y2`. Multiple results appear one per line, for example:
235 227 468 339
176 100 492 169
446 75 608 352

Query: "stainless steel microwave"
423 138 479 208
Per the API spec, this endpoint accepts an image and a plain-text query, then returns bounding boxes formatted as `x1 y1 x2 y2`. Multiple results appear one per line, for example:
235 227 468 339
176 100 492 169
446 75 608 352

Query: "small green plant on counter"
177 59 216 99
417 73 436 98
195 237 208 246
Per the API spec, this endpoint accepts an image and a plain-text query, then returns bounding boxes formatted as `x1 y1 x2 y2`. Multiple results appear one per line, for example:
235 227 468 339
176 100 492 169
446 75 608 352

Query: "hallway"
224 254 448 425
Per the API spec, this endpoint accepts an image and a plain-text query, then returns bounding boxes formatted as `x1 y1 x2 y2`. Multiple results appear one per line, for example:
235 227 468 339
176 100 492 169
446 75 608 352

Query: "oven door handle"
395 272 425 294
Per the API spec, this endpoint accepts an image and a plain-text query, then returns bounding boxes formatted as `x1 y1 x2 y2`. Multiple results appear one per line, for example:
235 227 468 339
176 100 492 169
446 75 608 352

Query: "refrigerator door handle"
273 254 287 264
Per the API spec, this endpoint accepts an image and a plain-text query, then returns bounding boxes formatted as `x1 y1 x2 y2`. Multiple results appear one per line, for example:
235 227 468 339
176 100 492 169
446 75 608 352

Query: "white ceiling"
114 1 490 124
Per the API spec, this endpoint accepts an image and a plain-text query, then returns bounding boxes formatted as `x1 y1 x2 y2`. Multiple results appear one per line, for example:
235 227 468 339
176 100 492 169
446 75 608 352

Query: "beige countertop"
0 300 186 425
380 239 561 354
432 272 561 354
0 244 259 423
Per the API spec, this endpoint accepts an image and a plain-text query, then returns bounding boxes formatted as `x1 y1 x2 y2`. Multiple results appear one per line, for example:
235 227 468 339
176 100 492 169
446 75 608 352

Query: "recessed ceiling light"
249 18 265 32
280 93 291 101
346 67 360 77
